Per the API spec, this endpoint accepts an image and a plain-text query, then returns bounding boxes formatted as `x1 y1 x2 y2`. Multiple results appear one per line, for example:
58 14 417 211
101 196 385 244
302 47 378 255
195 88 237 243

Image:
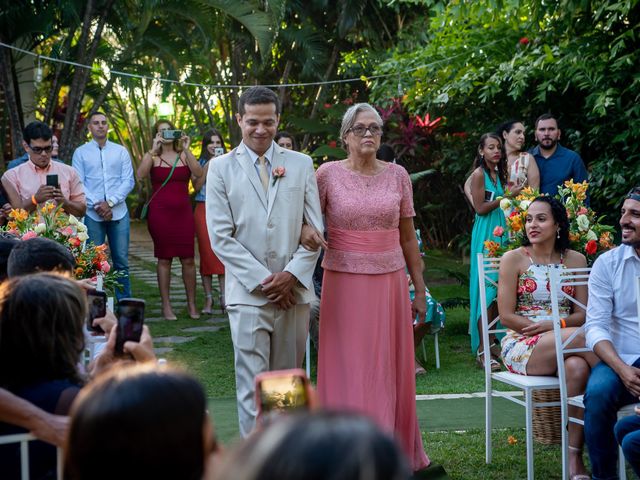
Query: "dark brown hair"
0 273 86 389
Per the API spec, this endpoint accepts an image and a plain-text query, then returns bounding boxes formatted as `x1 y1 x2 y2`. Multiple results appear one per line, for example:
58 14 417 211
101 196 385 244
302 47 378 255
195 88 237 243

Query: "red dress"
147 165 195 259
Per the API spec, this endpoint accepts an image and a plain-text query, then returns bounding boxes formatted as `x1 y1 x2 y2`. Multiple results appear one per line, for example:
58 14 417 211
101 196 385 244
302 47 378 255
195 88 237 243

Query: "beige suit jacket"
206 141 323 306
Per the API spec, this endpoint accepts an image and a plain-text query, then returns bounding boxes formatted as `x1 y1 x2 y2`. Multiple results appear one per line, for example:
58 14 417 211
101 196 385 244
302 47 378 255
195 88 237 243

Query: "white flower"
586 230 597 241
500 198 512 211
77 232 89 242
519 200 531 211
576 214 590 232
76 223 87 233
34 223 46 234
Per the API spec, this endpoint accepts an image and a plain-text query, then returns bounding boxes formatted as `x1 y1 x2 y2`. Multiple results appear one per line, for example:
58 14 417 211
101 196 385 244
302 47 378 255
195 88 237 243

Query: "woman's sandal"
415 358 427 376
568 446 590 480
476 352 501 372
201 294 213 315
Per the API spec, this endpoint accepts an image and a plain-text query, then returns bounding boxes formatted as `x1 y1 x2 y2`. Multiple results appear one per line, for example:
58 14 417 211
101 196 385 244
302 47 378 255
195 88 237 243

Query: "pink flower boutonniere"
272 166 286 186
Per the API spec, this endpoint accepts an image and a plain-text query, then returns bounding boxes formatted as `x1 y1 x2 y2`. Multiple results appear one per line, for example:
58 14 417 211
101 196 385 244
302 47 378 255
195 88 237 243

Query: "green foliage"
370 0 640 230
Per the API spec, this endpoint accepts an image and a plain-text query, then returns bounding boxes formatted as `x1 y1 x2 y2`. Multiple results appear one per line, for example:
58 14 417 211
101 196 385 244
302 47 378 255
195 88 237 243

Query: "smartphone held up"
86 288 107 333
115 298 145 355
161 129 182 140
255 369 312 425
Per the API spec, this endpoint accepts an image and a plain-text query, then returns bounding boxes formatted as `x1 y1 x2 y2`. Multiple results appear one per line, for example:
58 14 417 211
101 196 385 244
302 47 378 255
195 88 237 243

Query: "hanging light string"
0 38 504 90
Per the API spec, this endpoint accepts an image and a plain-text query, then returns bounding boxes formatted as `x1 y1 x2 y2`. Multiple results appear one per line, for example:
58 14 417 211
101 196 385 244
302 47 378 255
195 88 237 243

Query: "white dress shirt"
72 140 135 222
586 244 640 365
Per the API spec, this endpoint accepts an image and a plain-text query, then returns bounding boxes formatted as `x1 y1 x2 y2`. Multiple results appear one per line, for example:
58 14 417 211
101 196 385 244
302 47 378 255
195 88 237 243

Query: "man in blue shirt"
72 111 135 299
529 113 589 197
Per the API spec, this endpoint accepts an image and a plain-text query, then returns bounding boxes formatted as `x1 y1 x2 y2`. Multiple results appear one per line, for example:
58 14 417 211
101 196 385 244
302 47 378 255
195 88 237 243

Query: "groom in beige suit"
206 86 323 436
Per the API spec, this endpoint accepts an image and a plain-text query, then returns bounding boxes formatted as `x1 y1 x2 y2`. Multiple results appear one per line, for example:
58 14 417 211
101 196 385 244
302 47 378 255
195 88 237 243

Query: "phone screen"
116 299 145 354
214 147 224 156
46 174 59 187
257 373 309 414
86 289 107 333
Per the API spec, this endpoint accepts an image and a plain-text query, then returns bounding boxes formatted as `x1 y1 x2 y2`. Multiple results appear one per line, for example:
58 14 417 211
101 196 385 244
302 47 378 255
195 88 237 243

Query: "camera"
214 147 224 157
161 129 182 140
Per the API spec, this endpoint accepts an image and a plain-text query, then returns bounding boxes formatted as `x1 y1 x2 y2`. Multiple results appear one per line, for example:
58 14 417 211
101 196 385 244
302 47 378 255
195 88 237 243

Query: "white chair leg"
305 334 311 378
525 391 535 480
619 445 627 480
485 377 492 464
434 332 440 369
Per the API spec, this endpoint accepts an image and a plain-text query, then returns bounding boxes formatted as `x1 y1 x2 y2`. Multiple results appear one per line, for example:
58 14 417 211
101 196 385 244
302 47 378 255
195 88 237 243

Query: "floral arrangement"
484 181 615 264
3 204 120 291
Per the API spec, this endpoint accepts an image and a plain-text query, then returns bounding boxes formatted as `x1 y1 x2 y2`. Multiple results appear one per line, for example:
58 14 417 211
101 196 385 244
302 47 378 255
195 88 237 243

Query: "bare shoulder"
563 249 587 268
501 248 529 271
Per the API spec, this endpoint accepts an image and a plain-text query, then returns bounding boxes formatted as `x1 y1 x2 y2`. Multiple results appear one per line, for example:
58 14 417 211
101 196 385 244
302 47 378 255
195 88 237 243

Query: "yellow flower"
564 180 588 202
9 209 28 221
508 435 518 445
569 232 581 242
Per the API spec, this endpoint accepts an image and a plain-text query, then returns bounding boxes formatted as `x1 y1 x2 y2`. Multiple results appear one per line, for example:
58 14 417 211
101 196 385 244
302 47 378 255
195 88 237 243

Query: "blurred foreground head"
64 364 212 480
7 237 75 277
217 411 411 480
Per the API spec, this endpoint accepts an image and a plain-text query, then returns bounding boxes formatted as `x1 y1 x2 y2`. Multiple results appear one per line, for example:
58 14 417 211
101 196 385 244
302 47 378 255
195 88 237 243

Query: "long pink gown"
316 161 430 471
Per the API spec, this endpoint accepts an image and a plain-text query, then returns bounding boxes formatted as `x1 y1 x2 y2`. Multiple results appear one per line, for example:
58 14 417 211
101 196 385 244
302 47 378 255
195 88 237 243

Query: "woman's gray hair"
340 103 383 150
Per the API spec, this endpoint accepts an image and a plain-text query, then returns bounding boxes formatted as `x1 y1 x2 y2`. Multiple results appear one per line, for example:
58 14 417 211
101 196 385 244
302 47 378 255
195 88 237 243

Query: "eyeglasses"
28 145 53 154
349 125 383 137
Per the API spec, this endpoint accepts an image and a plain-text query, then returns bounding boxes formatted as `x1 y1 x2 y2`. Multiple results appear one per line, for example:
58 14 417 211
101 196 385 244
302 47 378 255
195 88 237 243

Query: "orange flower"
564 180 588 201
75 267 84 276
599 232 613 249
9 209 28 221
569 232 581 242
508 435 518 445
484 240 501 257
508 214 523 232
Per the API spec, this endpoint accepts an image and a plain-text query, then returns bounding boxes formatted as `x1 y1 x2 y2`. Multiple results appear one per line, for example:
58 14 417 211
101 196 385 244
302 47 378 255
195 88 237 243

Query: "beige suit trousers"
227 302 310 437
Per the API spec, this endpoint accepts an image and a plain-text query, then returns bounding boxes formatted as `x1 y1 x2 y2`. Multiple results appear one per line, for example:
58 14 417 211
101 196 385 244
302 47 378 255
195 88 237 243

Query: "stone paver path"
128 221 228 355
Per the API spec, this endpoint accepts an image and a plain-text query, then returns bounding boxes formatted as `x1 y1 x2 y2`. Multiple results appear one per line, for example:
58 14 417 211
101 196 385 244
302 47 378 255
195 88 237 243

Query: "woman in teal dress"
468 133 519 369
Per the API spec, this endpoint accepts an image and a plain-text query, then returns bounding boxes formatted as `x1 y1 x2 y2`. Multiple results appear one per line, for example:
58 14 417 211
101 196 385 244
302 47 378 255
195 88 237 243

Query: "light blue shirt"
586 244 640 365
72 140 135 222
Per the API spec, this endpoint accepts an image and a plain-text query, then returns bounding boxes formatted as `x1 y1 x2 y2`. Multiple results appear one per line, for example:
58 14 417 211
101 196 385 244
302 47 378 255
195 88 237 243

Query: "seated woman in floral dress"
497 196 598 480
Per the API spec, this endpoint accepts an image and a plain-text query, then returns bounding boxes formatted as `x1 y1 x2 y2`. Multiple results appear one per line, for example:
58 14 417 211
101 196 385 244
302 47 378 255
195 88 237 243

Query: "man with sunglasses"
1 121 86 217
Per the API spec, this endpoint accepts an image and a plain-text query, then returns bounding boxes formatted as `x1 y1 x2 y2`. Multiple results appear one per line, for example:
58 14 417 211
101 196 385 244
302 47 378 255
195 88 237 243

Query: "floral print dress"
500 255 573 375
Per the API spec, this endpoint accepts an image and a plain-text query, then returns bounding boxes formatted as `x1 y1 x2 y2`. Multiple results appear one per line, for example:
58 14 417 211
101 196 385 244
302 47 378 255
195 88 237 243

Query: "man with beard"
583 186 640 479
530 113 588 196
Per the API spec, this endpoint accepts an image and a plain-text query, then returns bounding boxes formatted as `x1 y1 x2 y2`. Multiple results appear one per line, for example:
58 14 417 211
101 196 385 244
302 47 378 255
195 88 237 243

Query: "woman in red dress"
137 120 202 320
192 129 227 313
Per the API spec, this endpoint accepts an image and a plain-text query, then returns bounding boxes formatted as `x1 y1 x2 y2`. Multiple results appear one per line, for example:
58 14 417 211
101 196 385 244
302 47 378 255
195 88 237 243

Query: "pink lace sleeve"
398 165 415 218
316 162 329 213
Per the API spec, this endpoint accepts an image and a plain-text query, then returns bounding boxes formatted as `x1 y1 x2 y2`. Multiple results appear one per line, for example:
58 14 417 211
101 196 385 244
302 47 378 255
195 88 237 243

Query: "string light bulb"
34 56 43 83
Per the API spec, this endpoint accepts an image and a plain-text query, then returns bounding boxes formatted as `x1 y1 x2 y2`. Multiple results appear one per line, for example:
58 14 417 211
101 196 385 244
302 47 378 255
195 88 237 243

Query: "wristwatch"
107 199 115 208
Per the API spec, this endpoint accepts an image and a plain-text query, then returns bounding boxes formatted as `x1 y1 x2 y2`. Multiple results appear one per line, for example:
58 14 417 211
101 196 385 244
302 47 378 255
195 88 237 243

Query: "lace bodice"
316 161 415 274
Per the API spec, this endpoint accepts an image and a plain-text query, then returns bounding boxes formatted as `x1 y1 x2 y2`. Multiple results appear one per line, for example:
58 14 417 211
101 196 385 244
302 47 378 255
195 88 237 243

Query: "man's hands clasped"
261 271 298 310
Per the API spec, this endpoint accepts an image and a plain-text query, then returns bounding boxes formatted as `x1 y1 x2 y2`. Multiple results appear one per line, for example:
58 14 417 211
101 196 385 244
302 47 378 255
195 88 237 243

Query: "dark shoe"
413 463 450 479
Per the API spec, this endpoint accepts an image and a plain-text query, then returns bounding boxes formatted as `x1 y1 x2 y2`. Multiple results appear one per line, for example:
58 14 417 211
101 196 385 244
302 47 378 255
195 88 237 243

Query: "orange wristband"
560 318 567 329
31 195 38 206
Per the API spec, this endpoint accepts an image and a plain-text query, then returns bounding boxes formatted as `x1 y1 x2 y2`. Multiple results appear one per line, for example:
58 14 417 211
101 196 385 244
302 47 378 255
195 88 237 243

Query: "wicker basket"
531 389 562 444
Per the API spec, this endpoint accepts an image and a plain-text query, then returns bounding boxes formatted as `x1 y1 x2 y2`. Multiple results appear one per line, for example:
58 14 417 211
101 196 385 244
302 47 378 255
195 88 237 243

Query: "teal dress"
469 169 507 353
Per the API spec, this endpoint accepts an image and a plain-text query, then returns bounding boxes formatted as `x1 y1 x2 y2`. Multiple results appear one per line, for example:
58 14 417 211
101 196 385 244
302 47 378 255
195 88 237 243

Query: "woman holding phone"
192 129 227 314
137 121 202 320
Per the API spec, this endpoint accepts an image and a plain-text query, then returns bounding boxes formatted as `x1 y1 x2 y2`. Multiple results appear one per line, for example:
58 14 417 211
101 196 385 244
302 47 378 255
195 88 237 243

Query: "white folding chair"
0 432 62 480
479 254 560 480
548 266 591 480
551 271 640 480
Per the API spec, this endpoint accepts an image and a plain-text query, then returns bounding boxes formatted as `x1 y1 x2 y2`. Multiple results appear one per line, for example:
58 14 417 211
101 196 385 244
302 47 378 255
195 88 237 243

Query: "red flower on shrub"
323 103 331 109
328 140 337 148
519 37 530 45
585 240 598 255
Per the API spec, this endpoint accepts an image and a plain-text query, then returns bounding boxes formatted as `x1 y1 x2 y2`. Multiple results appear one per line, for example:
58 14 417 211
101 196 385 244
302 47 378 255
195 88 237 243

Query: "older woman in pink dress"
315 103 430 472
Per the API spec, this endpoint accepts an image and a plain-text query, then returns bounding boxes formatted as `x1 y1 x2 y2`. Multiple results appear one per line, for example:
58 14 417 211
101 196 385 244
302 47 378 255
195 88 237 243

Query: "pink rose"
100 261 111 273
272 166 286 186
492 226 504 237
577 207 588 216
22 231 37 240
69 237 81 247
60 226 74 236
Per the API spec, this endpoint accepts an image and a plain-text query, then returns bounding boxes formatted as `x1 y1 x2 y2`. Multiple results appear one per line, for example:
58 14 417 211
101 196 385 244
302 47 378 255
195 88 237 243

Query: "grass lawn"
131 249 602 479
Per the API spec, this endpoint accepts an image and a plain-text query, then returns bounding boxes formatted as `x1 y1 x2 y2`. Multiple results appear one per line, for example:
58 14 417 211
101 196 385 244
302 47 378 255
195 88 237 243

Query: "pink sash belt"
328 227 399 253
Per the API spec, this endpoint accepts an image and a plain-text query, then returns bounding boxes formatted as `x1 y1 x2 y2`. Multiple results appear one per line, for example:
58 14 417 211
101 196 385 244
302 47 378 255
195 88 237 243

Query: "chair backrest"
0 432 62 480
477 254 505 376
